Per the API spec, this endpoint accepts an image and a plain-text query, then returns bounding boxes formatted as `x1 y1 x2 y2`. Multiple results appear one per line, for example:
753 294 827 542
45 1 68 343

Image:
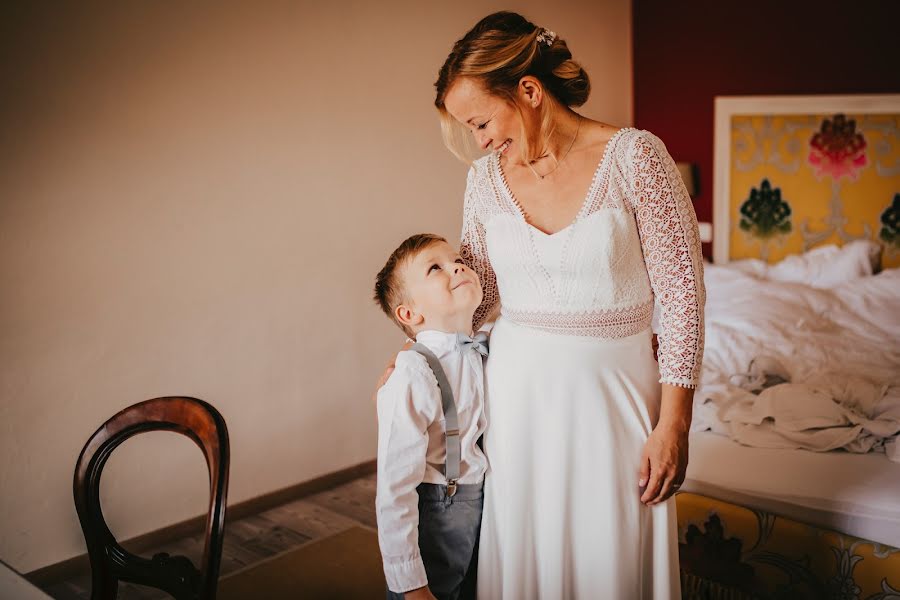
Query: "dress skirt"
477 316 680 599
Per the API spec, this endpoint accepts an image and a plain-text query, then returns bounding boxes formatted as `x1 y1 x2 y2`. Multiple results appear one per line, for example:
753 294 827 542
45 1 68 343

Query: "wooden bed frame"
675 491 900 599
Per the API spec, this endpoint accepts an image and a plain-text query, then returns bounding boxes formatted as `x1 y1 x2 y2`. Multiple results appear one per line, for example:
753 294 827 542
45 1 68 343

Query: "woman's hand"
373 340 415 403
638 383 693 505
638 424 688 505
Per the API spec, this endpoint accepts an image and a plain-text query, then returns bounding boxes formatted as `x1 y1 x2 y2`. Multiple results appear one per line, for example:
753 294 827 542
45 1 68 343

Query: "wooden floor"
42 473 377 600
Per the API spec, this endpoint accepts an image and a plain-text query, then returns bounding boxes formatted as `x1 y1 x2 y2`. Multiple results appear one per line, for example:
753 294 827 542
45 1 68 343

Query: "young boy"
373 233 489 600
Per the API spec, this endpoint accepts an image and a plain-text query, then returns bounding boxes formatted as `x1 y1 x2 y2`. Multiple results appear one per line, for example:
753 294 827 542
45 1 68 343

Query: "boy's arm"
375 357 439 594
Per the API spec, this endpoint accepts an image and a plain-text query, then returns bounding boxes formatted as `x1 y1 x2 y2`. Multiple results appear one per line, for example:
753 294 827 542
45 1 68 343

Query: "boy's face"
397 241 483 334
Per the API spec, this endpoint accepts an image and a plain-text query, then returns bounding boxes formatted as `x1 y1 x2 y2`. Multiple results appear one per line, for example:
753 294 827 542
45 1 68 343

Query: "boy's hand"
373 341 416 403
403 586 438 600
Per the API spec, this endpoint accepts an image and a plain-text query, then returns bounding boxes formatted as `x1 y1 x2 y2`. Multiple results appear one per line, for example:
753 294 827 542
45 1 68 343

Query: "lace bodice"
460 128 705 388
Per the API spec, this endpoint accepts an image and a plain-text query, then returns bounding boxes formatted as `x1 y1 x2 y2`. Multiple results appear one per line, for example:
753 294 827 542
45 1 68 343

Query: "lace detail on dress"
503 301 654 339
460 165 502 330
625 131 706 388
458 128 705 388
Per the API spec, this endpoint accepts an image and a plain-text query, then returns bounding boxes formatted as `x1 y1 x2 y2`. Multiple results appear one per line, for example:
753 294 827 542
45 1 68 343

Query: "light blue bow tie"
456 332 489 356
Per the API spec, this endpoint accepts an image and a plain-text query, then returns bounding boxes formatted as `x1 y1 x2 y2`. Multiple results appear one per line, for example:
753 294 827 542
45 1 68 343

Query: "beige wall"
0 1 632 573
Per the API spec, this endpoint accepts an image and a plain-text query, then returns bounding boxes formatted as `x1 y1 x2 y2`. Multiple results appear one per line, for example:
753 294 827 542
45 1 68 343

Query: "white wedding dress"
460 128 705 599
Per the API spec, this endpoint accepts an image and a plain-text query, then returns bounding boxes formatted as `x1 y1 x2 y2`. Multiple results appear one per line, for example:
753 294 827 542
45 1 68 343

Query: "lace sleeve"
627 131 705 388
460 166 499 331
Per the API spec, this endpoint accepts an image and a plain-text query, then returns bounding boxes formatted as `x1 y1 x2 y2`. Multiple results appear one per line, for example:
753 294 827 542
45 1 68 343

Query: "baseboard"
26 458 376 586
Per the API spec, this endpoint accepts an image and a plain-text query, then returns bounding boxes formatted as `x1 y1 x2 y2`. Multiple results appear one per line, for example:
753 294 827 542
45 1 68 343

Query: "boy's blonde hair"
374 233 447 337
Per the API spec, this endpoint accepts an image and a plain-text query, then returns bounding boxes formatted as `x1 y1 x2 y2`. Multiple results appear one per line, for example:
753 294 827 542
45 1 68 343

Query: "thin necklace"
527 116 581 181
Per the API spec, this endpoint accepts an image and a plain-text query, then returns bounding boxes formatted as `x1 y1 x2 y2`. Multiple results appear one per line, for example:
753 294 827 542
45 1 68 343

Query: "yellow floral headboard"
713 95 900 268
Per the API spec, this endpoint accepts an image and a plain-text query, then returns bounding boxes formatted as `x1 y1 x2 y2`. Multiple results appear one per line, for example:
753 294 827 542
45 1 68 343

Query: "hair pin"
536 28 556 46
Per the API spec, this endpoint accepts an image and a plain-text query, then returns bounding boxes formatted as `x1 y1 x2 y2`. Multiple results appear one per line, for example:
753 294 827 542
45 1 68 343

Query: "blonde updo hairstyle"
434 11 591 164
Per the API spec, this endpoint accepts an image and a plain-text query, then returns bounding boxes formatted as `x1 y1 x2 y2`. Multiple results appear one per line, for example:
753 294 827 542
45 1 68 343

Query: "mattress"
682 431 900 548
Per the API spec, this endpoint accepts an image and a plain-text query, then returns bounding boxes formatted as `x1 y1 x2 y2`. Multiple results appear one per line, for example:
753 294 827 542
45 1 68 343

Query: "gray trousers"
387 482 484 600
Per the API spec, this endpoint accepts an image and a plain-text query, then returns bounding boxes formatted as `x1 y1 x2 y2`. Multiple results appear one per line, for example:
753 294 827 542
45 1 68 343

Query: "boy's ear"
395 303 424 330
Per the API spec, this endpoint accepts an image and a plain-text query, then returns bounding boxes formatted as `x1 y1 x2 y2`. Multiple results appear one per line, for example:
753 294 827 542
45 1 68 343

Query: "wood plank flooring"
41 474 378 600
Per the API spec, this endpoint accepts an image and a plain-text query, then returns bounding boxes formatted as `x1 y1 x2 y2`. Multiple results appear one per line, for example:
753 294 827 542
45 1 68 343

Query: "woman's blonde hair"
434 11 591 164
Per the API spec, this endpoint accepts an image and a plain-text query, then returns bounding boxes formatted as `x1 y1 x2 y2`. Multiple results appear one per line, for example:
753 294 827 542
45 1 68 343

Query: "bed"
676 95 900 600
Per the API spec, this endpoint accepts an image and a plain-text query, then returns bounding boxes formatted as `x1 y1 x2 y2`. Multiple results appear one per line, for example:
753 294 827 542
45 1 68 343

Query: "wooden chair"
73 397 230 600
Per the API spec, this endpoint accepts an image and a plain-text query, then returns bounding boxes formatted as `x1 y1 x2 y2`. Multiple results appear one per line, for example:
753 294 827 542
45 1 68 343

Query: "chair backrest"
73 397 229 600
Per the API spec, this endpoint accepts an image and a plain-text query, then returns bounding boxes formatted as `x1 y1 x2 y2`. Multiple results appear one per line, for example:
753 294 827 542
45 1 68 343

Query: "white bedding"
683 250 900 546
699 257 900 385
693 261 900 458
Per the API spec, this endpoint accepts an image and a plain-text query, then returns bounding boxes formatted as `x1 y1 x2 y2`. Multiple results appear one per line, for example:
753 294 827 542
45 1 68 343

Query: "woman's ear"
518 76 543 108
395 303 424 330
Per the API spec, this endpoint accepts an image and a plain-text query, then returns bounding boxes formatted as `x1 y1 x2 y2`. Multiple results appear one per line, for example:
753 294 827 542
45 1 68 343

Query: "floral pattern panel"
729 113 900 267
677 492 900 600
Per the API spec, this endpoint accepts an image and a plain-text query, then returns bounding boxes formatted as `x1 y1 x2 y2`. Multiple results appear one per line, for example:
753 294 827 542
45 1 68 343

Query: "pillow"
724 240 881 288
766 240 880 287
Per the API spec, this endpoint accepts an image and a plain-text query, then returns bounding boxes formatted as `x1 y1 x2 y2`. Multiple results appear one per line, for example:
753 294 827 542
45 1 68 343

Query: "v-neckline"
493 127 631 238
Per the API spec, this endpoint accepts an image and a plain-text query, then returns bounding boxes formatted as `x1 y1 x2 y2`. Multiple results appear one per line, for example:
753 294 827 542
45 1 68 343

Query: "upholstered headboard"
713 95 900 268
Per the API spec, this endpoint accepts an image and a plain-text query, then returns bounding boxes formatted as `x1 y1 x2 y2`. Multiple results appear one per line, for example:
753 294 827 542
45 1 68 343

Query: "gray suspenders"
411 343 461 497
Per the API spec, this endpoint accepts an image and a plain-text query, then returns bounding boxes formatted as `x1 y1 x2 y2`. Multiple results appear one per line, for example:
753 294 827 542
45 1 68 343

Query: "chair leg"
91 574 118 600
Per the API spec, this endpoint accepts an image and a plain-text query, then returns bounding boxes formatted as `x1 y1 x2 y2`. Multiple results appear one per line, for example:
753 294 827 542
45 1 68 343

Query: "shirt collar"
414 329 470 357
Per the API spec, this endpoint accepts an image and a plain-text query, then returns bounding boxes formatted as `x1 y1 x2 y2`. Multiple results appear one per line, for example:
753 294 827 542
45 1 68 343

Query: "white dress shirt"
375 329 489 593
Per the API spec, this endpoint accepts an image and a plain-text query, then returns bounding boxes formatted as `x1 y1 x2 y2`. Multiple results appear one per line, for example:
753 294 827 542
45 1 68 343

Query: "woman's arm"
639 384 693 505
460 165 499 331
627 131 706 504
629 132 706 388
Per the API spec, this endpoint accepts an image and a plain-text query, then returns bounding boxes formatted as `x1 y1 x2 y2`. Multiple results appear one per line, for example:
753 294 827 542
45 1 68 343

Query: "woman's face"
444 77 533 159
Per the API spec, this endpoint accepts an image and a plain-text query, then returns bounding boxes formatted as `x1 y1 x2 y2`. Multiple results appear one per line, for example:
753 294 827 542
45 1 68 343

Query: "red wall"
633 0 900 255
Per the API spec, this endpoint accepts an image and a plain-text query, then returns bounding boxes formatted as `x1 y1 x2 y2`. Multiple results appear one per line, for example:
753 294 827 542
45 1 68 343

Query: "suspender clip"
447 479 458 497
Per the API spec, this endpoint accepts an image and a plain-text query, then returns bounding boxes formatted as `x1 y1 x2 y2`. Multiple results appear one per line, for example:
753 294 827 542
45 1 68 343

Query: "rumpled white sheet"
694 263 900 461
